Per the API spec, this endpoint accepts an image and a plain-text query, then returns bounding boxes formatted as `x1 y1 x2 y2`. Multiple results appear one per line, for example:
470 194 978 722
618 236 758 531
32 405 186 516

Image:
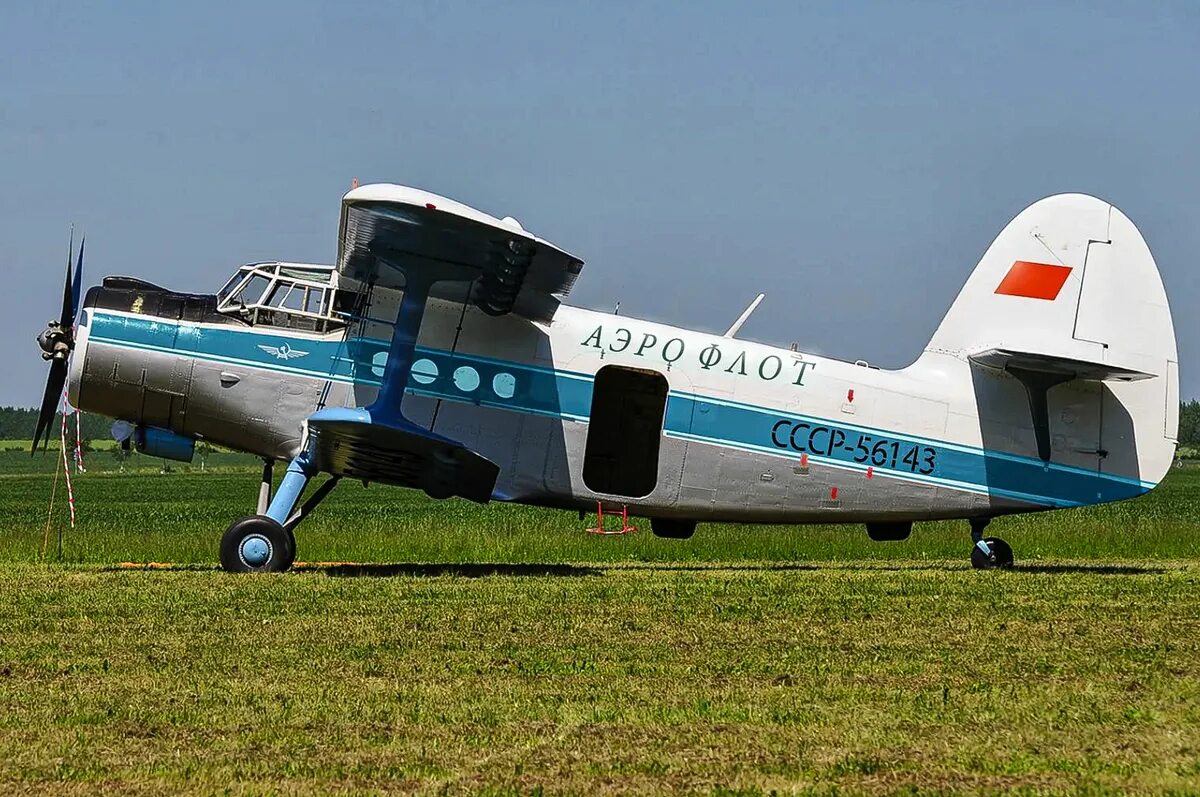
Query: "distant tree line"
1 402 1199 446
1181 400 1200 448
0 406 115 441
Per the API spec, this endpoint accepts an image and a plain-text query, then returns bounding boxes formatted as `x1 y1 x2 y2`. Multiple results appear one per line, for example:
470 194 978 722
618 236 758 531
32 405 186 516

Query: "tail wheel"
220 515 294 573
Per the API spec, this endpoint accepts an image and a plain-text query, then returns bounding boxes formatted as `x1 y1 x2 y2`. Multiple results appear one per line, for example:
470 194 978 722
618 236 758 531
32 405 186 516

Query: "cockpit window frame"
216 262 346 333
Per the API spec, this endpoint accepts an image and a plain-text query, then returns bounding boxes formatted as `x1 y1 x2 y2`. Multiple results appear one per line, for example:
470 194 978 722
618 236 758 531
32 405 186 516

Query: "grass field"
1 451 1198 794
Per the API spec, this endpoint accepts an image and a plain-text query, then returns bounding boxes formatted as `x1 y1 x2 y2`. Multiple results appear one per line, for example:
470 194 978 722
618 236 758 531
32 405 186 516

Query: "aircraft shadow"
100 561 1164 577
1010 563 1165 575
799 562 1166 576
300 562 603 578
614 563 820 573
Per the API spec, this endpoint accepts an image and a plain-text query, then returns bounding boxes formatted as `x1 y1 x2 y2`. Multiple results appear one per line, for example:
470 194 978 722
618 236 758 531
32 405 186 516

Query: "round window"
371 351 389 378
453 365 480 392
410 358 439 385
492 372 517 399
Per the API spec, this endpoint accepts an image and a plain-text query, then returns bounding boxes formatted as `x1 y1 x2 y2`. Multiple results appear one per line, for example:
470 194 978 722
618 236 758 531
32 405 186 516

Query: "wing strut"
257 245 505 539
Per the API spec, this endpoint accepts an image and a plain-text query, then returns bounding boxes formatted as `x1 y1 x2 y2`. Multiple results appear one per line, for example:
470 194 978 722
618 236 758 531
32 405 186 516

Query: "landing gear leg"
257 458 274 515
220 453 336 573
969 517 1014 570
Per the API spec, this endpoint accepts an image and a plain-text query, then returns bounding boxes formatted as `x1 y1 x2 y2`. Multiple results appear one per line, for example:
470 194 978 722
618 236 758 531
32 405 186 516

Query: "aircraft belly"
684 436 985 523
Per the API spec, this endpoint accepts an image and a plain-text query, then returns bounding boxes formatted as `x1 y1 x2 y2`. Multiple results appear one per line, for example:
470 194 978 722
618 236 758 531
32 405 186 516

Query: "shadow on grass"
301 562 604 578
618 561 1169 576
1012 563 1166 575
816 562 1168 575
95 561 1168 578
615 563 820 573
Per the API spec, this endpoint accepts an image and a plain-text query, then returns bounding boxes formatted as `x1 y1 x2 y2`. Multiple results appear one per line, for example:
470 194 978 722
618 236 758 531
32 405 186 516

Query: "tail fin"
922 194 1179 489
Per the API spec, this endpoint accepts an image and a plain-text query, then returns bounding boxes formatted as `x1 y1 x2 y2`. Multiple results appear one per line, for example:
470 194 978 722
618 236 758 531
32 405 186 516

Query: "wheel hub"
239 534 272 567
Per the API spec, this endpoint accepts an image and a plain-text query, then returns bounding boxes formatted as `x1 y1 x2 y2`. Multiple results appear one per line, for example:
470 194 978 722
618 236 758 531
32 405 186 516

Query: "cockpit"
216 262 349 333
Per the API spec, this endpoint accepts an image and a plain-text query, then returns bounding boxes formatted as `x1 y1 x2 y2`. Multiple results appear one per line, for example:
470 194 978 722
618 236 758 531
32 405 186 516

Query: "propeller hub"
36 321 73 361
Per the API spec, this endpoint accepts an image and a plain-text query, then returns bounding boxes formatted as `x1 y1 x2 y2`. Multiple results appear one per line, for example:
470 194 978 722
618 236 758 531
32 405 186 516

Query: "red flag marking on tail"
994 260 1073 300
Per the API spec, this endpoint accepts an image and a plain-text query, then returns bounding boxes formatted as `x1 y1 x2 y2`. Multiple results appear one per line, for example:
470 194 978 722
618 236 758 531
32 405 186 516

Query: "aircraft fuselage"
69 280 1154 525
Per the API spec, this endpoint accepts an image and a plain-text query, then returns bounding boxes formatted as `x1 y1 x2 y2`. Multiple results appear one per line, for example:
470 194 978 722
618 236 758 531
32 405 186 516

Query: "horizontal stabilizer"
968 349 1155 382
305 407 500 503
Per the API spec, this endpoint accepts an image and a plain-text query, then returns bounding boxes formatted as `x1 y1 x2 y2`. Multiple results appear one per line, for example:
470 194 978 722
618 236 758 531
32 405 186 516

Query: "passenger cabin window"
216 262 348 333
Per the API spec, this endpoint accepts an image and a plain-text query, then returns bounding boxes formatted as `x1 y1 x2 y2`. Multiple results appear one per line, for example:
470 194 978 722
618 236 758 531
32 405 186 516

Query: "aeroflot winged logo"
994 260 1073 300
257 343 309 361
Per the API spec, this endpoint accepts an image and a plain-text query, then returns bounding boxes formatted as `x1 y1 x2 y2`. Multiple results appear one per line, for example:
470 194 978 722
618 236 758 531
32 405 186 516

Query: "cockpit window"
304 289 324 315
216 262 345 333
217 273 246 303
265 281 305 311
240 275 273 306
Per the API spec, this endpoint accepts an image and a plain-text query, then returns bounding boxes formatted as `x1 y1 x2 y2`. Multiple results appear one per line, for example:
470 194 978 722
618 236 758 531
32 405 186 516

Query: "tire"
650 518 697 539
970 536 1015 570
280 526 297 571
220 515 294 573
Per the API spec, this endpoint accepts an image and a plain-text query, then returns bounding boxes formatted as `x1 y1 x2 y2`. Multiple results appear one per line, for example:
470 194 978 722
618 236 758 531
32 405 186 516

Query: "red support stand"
586 501 638 535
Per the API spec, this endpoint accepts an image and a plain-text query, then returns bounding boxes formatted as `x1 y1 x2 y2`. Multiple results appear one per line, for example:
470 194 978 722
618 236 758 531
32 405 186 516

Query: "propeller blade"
71 237 85 324
58 234 75 329
31 358 68 454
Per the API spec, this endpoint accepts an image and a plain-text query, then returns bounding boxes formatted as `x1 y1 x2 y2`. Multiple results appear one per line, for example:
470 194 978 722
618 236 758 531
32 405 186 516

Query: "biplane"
33 185 1180 571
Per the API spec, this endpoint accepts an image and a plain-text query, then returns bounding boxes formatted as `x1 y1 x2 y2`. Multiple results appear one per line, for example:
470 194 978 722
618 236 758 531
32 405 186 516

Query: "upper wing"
337 184 584 322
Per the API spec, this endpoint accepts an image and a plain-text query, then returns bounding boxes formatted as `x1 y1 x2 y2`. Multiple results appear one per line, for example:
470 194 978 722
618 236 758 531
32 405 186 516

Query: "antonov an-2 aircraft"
33 185 1180 572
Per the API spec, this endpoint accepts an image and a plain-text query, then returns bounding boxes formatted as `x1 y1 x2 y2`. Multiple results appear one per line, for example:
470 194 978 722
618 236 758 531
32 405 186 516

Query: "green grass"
0 438 120 452
2 563 1199 795
1 453 1198 566
1 454 1199 794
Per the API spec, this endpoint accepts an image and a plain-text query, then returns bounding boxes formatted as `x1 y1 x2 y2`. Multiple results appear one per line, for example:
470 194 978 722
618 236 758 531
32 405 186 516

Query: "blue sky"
2 1 1197 408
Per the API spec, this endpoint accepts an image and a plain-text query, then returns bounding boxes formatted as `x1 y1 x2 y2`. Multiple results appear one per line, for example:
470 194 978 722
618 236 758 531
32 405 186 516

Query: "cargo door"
582 365 669 499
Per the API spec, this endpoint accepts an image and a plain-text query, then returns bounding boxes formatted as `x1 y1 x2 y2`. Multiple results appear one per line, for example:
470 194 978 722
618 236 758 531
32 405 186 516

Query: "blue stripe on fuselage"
88 310 1152 508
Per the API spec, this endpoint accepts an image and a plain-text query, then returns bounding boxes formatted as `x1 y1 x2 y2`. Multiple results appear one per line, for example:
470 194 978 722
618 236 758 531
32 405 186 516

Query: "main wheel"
220 515 294 573
970 536 1014 570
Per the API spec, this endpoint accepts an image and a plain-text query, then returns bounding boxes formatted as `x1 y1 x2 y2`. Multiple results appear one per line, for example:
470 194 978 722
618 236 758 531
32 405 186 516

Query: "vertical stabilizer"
919 194 1178 492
